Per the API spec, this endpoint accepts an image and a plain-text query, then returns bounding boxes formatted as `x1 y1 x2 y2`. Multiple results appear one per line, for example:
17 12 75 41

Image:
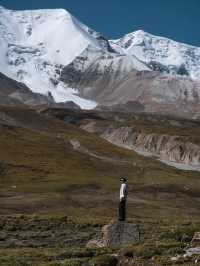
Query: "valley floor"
0 107 200 265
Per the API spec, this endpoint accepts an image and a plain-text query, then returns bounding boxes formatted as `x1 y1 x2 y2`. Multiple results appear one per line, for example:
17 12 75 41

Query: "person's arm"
120 184 126 200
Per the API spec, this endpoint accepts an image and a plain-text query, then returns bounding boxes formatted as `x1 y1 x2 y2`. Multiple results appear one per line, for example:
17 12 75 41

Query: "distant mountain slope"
110 30 200 80
61 67 200 119
95 71 200 119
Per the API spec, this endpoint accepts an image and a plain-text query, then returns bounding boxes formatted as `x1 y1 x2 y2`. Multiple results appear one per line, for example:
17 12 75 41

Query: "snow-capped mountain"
0 6 102 108
0 6 147 109
110 30 200 80
0 5 200 117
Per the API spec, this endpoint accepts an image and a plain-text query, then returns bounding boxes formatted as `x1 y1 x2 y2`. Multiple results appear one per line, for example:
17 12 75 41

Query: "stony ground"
0 215 199 265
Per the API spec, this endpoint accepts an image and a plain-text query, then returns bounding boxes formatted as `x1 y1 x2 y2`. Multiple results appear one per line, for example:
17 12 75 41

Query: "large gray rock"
87 221 140 247
191 232 200 246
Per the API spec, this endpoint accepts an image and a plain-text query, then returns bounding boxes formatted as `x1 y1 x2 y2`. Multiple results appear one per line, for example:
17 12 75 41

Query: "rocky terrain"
100 128 200 170
43 108 200 170
0 214 199 265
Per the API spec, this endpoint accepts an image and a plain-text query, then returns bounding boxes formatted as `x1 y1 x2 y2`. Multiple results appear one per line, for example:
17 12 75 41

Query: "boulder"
191 232 200 246
87 221 140 247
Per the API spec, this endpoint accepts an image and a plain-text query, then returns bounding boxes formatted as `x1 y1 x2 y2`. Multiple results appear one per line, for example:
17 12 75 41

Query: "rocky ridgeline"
100 126 200 169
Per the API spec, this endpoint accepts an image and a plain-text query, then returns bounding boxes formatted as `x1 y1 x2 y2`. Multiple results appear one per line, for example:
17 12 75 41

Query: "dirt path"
69 139 132 165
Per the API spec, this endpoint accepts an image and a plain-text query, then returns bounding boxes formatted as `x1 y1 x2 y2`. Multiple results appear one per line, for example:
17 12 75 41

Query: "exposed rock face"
42 107 200 170
87 221 140 247
101 127 200 168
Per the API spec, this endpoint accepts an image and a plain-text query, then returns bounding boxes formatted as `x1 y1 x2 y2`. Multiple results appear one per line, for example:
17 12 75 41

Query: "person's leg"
121 199 126 221
123 200 126 221
118 200 123 221
118 201 122 221
119 199 126 221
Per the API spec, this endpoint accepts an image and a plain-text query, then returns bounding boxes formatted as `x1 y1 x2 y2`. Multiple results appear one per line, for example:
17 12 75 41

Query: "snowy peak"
0 6 101 65
0 6 114 108
0 6 147 108
1 6 200 112
110 30 200 80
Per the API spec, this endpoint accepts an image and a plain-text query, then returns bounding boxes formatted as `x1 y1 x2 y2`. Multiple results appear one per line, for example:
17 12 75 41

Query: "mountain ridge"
110 29 200 80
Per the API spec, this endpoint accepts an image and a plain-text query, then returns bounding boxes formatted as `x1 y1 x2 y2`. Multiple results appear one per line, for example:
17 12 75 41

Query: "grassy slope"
0 108 200 265
0 107 199 222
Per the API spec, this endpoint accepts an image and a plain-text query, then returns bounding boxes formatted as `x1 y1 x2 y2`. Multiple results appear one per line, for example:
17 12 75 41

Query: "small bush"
122 244 162 259
89 255 118 266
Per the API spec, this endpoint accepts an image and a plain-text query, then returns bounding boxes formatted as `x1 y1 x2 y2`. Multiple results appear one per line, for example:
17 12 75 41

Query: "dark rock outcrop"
0 72 55 107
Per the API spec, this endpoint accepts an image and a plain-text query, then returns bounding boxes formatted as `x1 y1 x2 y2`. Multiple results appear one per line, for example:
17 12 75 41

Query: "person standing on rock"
118 178 128 221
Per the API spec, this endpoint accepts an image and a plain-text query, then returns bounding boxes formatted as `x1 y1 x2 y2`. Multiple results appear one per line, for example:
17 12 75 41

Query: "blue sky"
1 0 200 46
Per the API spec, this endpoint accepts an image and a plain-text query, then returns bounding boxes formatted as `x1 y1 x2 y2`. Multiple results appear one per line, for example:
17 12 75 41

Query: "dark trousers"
118 199 126 221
